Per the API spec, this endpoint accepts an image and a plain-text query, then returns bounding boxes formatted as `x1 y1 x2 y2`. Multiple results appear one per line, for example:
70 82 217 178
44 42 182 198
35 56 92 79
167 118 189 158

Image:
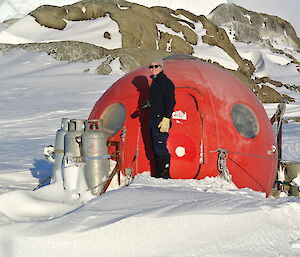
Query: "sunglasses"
149 64 161 69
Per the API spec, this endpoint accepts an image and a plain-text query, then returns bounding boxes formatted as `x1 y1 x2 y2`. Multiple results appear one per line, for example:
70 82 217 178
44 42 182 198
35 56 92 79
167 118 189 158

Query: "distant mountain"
209 3 300 50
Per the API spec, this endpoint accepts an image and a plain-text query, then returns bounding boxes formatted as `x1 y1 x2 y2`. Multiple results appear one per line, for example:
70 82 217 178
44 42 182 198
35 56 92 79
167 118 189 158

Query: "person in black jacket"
148 58 176 178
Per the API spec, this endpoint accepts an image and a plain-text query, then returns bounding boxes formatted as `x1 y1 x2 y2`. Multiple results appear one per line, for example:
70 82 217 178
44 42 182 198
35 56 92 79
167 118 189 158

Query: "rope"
225 150 277 160
227 156 266 192
135 126 141 173
210 148 276 160
211 148 297 163
125 126 141 186
211 148 271 192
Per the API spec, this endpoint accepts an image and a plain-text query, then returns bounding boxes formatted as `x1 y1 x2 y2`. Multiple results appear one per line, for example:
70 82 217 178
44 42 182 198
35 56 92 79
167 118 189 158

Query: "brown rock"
104 32 111 39
31 12 67 30
84 3 107 19
31 5 67 19
64 6 87 21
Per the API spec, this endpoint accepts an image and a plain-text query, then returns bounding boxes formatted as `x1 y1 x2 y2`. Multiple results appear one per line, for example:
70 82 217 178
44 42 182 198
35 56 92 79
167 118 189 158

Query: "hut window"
231 104 259 139
100 103 126 137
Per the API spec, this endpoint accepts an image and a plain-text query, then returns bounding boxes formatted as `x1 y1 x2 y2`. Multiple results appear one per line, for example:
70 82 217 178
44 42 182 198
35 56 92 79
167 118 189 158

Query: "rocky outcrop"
31 5 68 30
30 0 196 55
0 41 109 62
97 48 171 74
208 3 300 50
200 15 255 77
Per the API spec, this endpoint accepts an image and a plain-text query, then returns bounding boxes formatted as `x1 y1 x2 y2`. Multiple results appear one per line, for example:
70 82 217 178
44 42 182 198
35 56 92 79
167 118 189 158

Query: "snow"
0 0 81 23
236 43 300 86
157 23 186 41
0 46 299 257
0 15 122 48
0 1 299 257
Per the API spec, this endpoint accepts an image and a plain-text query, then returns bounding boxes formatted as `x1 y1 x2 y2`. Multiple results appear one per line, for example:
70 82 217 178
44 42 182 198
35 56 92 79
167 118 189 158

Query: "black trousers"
149 116 171 160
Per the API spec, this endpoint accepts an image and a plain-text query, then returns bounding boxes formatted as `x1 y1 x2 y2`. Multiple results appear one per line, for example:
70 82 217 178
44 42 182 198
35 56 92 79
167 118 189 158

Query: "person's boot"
160 158 170 179
154 158 162 178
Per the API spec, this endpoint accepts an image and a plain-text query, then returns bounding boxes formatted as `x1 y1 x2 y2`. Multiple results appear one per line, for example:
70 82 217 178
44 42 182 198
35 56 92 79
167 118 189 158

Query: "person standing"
148 58 176 179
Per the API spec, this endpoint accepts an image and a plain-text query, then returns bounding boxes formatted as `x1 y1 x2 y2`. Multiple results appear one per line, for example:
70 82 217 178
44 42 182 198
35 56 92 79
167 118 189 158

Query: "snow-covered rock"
208 3 300 50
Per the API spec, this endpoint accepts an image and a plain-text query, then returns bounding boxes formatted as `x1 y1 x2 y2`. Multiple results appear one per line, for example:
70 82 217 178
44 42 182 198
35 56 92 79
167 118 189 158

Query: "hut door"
168 88 203 179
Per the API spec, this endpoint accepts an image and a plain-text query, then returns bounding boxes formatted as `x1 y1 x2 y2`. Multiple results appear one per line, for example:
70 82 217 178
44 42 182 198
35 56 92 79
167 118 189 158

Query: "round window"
100 103 126 137
231 104 259 139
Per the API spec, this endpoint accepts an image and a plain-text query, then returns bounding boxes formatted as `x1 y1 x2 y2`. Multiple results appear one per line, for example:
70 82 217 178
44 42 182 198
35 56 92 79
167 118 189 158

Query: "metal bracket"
217 148 232 182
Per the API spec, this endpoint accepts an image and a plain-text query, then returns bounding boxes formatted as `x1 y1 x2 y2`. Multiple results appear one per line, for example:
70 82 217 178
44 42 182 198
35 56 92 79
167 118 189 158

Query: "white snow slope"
0 1 299 257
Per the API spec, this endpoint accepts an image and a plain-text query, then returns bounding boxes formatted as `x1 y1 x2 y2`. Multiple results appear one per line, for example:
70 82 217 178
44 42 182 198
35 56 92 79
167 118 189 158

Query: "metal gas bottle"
82 119 109 195
53 118 70 183
64 119 85 163
62 152 81 194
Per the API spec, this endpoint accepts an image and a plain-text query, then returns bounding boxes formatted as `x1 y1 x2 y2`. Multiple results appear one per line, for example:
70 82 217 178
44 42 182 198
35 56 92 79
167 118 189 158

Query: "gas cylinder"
52 118 70 183
62 152 80 194
82 119 109 195
64 119 85 162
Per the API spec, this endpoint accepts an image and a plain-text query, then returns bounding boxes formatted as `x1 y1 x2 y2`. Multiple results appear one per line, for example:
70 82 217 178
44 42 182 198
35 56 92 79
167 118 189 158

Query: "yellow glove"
158 117 170 133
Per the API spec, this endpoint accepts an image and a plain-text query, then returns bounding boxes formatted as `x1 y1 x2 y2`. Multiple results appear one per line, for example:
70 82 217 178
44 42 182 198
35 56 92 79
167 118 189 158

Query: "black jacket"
149 72 176 119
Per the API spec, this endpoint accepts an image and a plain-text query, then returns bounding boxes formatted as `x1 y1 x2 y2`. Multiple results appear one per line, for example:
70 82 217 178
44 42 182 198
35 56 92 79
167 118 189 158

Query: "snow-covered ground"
0 44 299 257
0 1 299 257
